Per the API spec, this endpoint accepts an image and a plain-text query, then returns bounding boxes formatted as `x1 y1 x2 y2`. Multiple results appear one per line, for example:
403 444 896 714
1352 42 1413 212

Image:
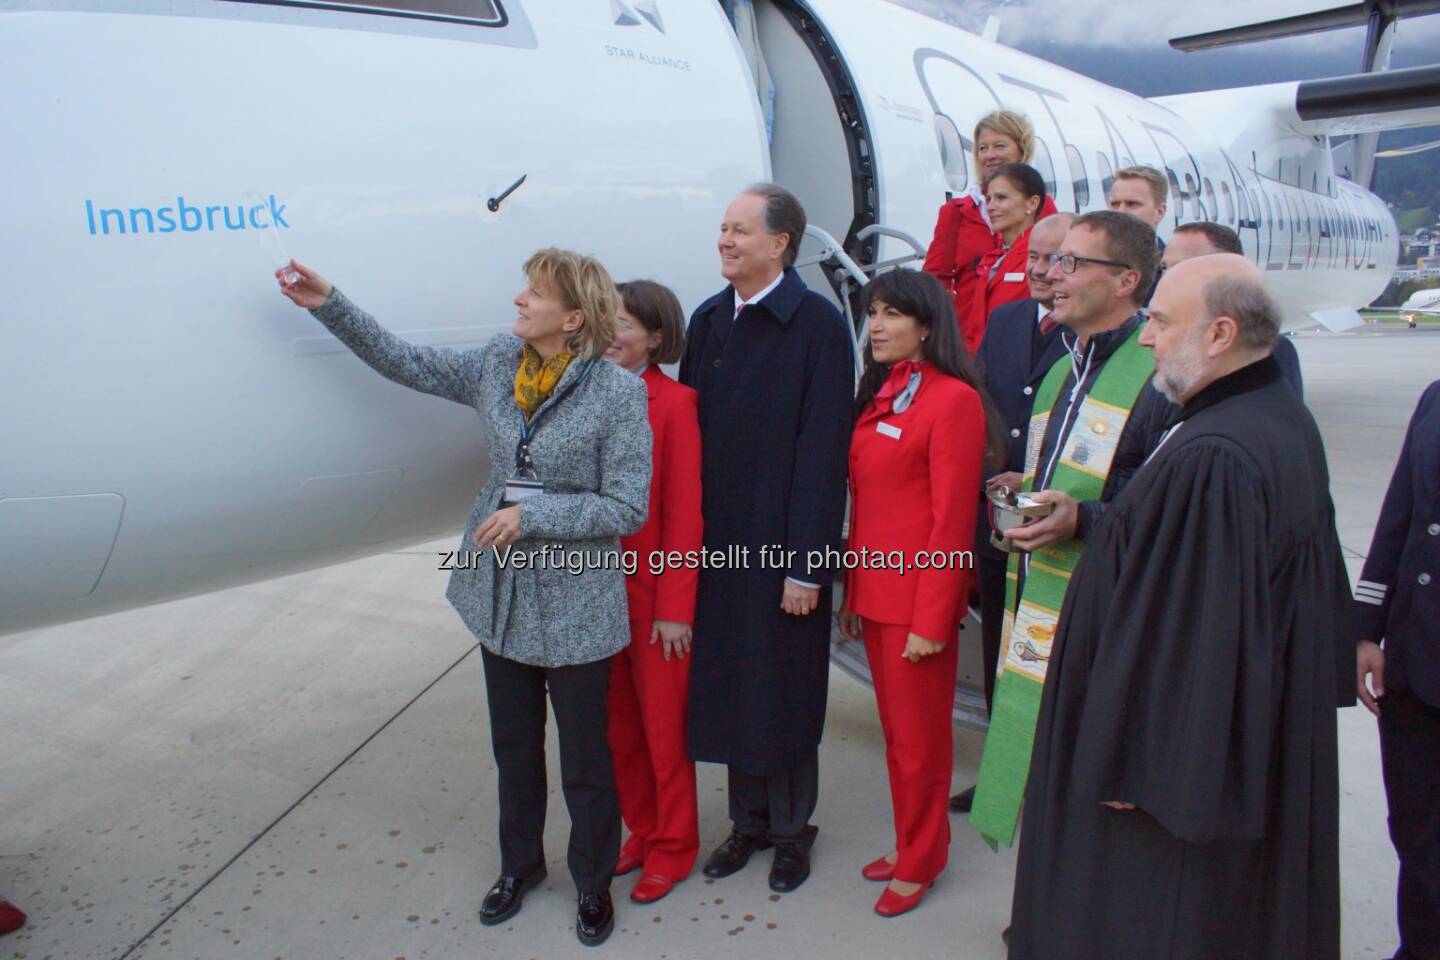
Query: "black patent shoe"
702 831 773 878
768 841 811 893
949 785 976 813
576 890 614 946
478 868 546 926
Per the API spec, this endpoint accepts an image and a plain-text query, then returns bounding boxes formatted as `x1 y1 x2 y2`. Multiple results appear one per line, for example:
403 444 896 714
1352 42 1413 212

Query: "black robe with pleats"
1009 356 1347 960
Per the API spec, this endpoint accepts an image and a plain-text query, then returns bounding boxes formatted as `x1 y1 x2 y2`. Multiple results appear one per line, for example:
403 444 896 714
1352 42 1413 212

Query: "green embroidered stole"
970 324 1154 849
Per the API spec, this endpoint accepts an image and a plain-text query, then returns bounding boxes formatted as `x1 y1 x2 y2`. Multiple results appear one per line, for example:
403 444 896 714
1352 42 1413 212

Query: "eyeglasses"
1046 253 1133 274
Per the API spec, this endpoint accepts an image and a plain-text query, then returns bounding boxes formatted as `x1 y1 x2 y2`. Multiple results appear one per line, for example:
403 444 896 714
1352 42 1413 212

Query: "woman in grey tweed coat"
277 250 651 946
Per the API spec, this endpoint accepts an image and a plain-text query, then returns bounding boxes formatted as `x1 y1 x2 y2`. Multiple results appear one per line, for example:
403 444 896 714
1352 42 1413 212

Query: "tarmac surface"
3 324 1438 960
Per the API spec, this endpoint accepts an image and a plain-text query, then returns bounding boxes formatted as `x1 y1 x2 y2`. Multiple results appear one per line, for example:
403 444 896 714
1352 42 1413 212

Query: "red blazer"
961 226 1034 355
845 369 986 643
922 193 992 329
926 194 1059 353
622 365 703 624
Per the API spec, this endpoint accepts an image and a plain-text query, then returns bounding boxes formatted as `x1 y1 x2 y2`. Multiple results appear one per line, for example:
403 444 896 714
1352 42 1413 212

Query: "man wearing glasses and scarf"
969 211 1167 857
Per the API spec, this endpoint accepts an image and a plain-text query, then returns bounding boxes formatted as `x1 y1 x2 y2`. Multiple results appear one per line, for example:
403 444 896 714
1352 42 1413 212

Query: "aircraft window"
1185 173 1202 218
1031 137 1058 200
933 113 968 194
1219 181 1234 224
237 0 506 25
1066 145 1089 210
1203 178 1217 222
1165 168 1183 219
1095 152 1115 202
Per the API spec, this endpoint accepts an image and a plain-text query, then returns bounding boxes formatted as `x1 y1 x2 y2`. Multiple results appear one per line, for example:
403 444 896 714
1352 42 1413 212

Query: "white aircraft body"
1400 286 1440 316
2 0 1436 644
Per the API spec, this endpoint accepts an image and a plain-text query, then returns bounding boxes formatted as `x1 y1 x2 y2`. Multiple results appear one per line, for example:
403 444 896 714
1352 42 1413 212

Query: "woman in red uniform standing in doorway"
960 163 1047 353
839 268 999 918
923 111 1055 339
604 280 702 905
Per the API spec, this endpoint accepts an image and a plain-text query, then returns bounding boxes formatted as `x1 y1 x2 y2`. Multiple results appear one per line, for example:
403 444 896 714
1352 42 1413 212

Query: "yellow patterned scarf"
514 344 575 419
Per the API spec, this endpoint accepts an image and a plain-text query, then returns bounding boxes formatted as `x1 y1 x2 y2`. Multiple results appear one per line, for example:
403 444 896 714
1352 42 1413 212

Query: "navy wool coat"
680 268 853 774
1355 378 1440 707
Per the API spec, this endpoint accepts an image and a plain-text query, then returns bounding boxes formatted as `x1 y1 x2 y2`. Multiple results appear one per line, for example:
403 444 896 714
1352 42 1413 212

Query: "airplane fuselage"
0 0 1404 633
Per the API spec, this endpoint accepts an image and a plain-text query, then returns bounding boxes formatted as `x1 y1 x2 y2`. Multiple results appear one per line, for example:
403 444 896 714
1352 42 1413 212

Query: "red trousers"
863 618 959 884
606 619 699 878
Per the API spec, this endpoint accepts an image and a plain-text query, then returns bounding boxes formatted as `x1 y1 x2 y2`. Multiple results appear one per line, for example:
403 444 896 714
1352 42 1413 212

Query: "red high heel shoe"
613 849 643 877
874 882 931 917
0 898 27 936
861 855 896 881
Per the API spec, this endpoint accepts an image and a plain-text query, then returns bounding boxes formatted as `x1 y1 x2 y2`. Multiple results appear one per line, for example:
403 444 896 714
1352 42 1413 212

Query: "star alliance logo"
612 0 664 34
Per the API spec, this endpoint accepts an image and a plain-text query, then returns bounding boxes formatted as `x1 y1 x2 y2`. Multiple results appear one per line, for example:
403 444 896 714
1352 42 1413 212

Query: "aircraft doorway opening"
737 1 880 306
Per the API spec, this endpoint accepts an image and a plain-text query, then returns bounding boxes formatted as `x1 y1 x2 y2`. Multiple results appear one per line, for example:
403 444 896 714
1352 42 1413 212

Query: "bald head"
1140 254 1279 404
1026 212 1075 305
1032 212 1074 247
1163 252 1261 288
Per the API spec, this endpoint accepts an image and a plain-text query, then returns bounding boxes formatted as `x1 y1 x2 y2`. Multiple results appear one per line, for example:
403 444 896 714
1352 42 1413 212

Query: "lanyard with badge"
501 360 596 507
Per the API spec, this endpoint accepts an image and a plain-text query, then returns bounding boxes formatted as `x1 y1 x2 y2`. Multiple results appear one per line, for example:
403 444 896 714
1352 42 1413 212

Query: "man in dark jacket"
1357 379 1440 960
680 184 853 894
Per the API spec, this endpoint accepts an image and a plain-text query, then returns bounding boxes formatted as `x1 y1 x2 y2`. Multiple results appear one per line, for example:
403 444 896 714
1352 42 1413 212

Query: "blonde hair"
523 248 618 361
972 110 1036 175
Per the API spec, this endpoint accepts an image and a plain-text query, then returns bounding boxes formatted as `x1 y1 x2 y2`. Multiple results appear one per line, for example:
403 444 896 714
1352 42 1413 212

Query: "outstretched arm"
279 261 485 407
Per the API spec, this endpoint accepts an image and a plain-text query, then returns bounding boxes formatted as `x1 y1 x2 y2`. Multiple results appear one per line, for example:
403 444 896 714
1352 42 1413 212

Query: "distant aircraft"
3 0 1438 725
1365 284 1440 326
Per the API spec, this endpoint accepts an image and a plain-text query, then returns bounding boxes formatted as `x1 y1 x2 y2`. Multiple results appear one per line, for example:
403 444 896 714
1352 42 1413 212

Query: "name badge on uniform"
501 477 544 507
1003 272 1026 282
876 421 902 440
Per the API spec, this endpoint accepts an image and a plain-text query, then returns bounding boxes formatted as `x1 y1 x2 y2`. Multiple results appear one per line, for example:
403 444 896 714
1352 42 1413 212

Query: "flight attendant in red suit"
604 280 703 905
961 163 1048 353
923 110 1057 337
838 268 998 918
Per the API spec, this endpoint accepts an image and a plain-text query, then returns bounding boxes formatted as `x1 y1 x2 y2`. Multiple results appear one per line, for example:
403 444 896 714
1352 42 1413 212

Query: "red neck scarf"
873 359 925 416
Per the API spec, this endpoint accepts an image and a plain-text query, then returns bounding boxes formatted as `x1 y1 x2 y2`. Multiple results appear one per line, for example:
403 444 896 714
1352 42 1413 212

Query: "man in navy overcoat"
680 184 852 894
1357 378 1440 960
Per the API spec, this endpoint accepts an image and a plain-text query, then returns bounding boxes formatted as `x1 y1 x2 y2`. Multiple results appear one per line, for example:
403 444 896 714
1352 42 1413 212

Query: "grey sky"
893 0 1440 54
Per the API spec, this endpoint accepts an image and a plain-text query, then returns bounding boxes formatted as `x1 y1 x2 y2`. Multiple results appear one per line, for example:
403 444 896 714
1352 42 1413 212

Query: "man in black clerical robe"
1009 254 1348 960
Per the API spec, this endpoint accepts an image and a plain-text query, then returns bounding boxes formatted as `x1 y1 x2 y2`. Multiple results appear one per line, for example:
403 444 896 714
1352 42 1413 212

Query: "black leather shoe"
768 841 811 893
1002 926 1011 947
478 868 546 926
576 891 614 946
702 831 772 878
950 785 976 813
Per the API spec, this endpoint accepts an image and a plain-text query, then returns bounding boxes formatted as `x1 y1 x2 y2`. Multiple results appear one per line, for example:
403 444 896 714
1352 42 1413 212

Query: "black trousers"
977 549 1007 713
727 748 820 845
480 647 620 894
1380 687 1440 960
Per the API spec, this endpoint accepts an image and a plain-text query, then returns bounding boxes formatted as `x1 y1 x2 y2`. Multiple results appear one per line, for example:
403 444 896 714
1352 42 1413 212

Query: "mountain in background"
889 0 1440 227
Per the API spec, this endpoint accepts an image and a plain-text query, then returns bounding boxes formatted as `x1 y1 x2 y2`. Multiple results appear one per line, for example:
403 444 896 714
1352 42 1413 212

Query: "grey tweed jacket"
311 289 651 667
